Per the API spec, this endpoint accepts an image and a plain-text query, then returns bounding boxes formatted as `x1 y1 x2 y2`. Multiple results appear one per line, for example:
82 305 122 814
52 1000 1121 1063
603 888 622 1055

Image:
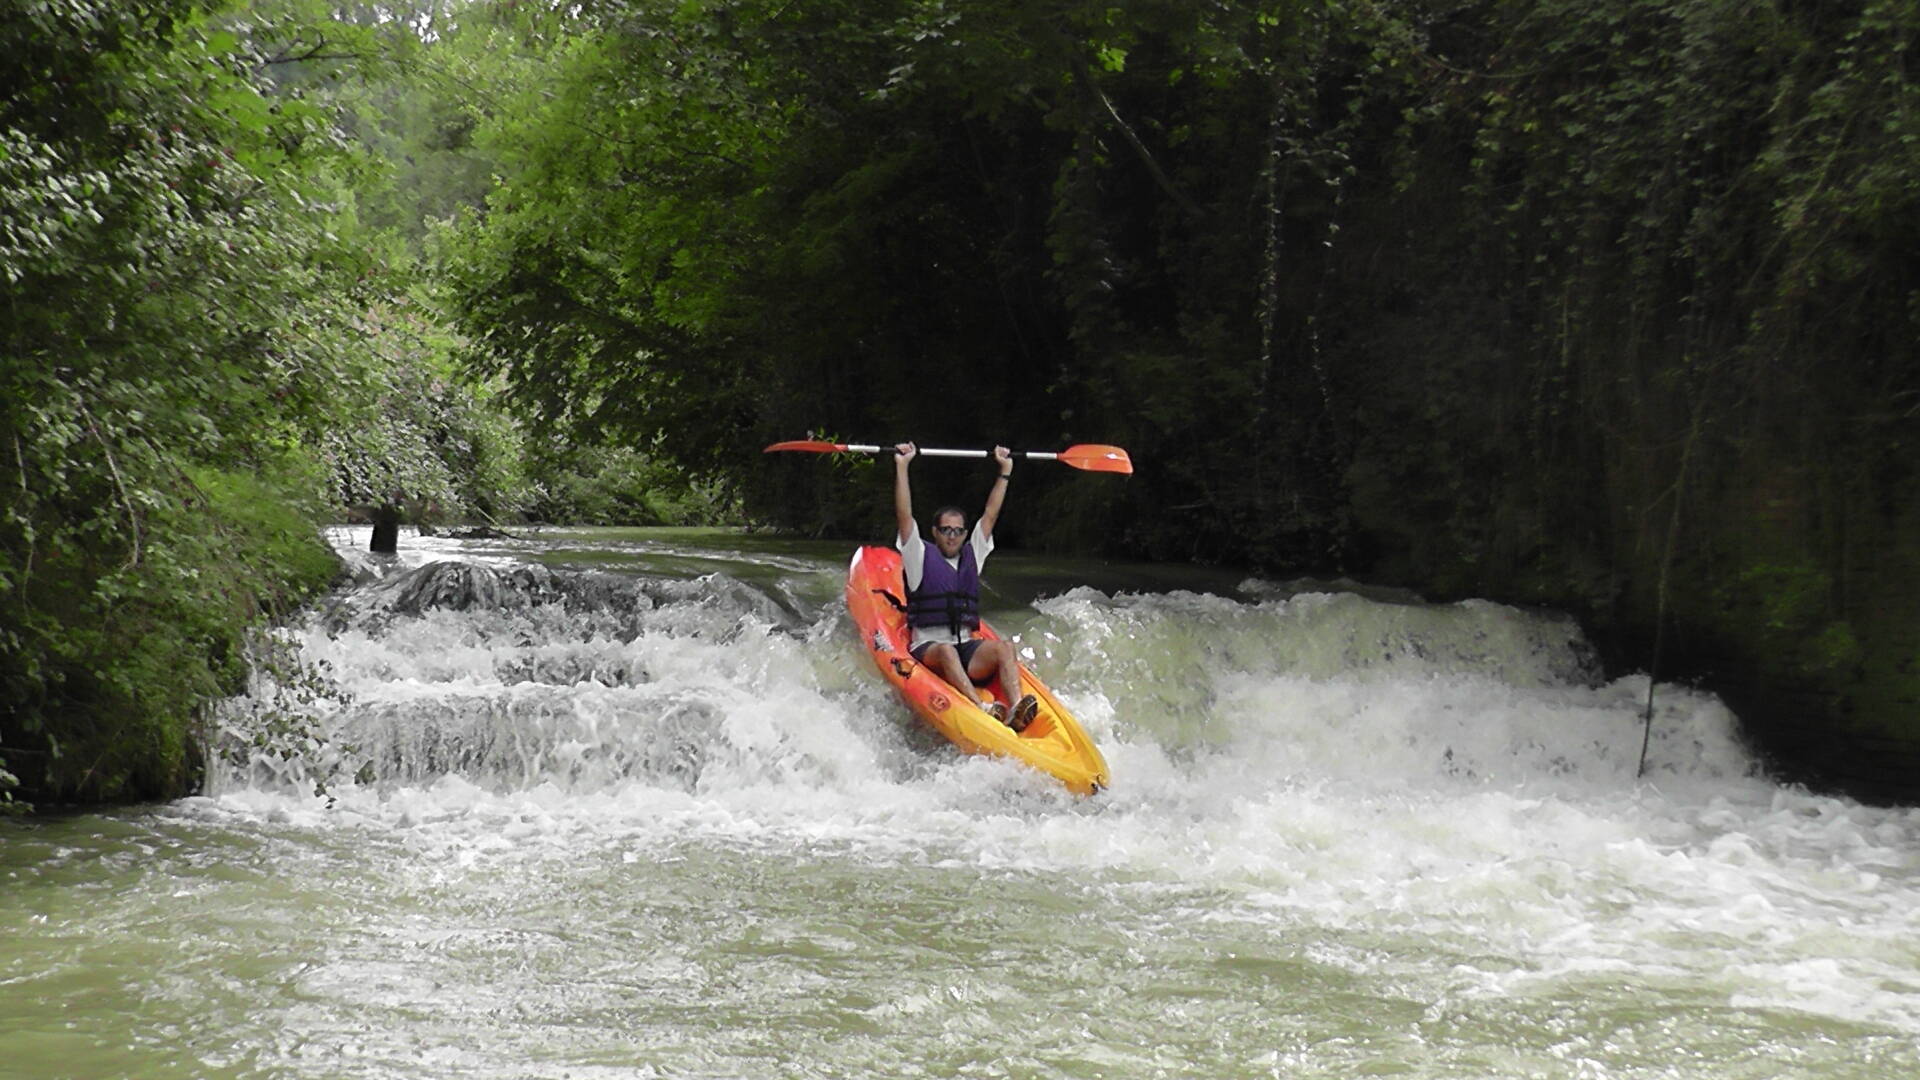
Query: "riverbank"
1 468 341 811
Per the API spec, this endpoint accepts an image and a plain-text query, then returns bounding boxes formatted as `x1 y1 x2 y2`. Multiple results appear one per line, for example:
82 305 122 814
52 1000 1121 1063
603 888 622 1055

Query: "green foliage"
2 459 340 804
0 0 370 805
433 0 1338 552
315 294 536 521
1312 0 1920 766
523 441 740 526
321 3 498 251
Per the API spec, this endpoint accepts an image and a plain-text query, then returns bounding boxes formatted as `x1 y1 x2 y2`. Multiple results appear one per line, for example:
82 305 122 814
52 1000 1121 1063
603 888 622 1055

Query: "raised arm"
893 442 917 544
978 445 1012 539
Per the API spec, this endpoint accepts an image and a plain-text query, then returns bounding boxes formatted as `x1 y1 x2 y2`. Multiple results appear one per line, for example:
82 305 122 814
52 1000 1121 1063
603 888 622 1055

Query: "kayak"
845 545 1109 795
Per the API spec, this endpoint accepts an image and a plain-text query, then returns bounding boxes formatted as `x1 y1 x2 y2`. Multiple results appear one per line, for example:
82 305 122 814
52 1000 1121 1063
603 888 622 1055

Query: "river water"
4 527 1917 1079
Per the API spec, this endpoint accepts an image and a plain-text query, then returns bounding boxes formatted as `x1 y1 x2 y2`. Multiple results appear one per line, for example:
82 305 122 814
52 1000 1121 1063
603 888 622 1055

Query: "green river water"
3 527 1916 1079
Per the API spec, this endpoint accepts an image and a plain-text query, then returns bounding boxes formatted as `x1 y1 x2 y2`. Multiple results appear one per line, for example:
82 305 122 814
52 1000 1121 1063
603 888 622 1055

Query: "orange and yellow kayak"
846 545 1109 795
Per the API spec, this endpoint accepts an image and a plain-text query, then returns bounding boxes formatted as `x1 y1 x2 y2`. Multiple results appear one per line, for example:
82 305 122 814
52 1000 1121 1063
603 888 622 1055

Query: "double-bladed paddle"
764 440 1133 475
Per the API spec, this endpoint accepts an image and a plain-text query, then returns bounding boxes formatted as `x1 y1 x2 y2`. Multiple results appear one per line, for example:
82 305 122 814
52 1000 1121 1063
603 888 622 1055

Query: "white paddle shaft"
849 445 1055 461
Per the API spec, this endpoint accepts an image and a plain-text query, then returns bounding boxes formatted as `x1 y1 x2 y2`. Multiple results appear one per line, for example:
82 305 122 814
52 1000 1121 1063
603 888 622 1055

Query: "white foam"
201 558 1920 1036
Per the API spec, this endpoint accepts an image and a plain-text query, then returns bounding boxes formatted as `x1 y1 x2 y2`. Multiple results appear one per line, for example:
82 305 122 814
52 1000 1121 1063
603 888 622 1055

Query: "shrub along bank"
2 465 340 809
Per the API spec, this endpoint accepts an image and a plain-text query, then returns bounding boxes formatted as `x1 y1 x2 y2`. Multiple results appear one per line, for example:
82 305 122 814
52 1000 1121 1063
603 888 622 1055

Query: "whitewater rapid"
8 526 1911 1079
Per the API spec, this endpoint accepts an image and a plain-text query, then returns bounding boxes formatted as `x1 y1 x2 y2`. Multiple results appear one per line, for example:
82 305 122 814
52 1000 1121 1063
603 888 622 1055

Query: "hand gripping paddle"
764 441 1133 475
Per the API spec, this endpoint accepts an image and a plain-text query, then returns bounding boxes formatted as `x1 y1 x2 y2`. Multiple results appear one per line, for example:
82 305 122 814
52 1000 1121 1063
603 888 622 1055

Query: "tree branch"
263 38 365 66
1077 61 1207 221
75 401 143 570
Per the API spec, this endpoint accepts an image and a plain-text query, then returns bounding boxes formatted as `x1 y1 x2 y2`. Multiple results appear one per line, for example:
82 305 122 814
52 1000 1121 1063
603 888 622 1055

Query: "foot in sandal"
1009 694 1039 733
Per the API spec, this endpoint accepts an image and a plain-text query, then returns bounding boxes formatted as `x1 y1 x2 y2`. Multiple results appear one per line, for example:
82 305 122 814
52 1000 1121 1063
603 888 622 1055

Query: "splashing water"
3 527 1916 1079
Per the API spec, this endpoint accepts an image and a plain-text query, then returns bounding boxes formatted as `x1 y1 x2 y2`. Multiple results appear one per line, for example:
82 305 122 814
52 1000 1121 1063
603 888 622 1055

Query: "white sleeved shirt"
896 522 994 649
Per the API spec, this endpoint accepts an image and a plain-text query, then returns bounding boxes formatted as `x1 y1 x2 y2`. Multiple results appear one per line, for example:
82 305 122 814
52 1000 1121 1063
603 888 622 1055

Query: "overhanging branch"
1078 61 1207 221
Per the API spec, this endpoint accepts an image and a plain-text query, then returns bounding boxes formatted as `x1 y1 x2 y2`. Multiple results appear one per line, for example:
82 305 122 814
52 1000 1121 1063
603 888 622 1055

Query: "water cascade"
5 529 1916 1079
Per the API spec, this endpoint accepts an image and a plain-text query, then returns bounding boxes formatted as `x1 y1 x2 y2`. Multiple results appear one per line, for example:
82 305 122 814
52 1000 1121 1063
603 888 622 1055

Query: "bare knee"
968 639 1014 680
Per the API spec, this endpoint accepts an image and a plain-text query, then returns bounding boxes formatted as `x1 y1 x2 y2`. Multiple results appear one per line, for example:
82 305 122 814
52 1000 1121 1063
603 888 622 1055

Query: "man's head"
929 506 968 557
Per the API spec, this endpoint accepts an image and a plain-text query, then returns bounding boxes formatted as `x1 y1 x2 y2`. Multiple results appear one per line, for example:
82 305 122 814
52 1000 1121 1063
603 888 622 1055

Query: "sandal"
983 701 1008 724
1009 694 1039 733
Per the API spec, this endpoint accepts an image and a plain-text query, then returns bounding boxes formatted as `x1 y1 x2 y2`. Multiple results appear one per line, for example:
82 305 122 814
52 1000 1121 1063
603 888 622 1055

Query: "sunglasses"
933 525 966 538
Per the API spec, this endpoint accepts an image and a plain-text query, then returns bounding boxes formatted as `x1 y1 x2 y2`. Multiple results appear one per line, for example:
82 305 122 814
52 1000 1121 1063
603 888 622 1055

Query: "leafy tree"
0 0 379 803
437 1 1348 549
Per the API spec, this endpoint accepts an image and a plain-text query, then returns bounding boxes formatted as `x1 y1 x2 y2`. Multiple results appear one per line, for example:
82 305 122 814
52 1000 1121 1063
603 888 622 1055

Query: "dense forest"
5 0 1916 808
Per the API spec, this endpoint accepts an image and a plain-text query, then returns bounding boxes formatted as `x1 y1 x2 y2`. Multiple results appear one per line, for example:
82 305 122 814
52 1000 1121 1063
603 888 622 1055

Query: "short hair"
931 505 967 527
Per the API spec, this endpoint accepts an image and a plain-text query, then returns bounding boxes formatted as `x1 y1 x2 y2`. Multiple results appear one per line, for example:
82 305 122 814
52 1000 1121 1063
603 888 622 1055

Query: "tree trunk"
370 504 401 554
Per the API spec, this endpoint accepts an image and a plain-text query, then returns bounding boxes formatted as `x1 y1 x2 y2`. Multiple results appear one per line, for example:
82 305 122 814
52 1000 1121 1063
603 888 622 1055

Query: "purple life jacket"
908 542 981 639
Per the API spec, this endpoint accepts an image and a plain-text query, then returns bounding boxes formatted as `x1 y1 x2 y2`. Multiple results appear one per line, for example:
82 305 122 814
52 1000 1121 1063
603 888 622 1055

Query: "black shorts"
910 637 986 671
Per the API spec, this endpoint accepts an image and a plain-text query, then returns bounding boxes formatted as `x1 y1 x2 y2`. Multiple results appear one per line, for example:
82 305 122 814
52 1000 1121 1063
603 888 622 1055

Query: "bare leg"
923 643 985 707
966 640 1022 711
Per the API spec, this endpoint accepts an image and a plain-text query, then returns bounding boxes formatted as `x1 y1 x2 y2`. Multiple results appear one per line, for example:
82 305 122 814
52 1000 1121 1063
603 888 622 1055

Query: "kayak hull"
846 545 1109 795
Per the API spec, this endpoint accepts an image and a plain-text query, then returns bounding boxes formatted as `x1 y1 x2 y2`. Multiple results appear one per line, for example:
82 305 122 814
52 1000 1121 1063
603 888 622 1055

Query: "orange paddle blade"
1059 444 1134 474
764 440 850 453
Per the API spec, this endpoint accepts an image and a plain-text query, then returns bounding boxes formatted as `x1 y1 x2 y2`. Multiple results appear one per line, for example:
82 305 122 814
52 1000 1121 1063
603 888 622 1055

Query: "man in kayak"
894 442 1039 732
